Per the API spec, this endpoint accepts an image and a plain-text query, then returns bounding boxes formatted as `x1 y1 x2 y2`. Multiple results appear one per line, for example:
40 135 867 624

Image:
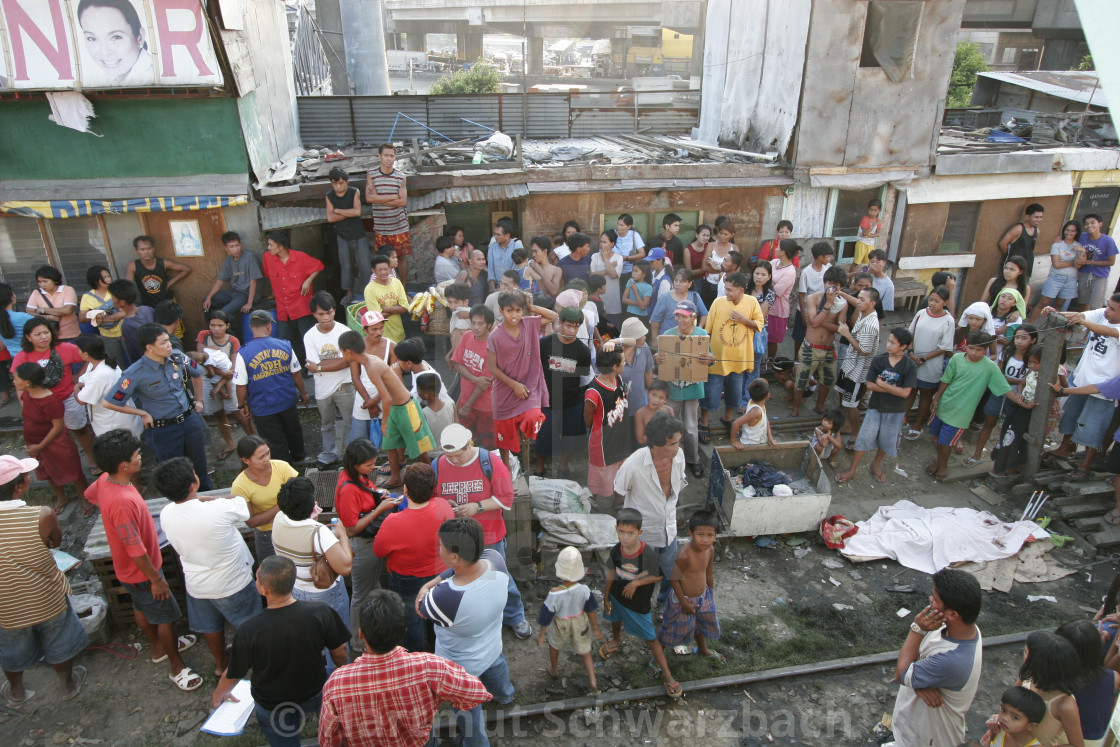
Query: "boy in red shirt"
451 305 496 450
84 429 202 691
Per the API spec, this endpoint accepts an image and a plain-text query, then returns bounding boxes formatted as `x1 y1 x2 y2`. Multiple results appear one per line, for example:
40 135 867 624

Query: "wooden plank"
941 458 993 483
1058 481 1115 498
970 484 1004 506
1048 518 1097 560
1055 499 1115 520
1088 525 1120 548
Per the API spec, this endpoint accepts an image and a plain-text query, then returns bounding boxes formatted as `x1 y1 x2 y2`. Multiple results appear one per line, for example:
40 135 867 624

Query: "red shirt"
12 342 83 399
432 451 512 545
450 332 492 413
757 239 799 268
372 499 454 577
319 647 491 747
335 471 377 528
262 249 325 321
84 474 162 585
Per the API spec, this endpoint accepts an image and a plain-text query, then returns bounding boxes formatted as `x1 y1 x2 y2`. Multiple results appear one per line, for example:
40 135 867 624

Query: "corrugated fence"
297 92 699 145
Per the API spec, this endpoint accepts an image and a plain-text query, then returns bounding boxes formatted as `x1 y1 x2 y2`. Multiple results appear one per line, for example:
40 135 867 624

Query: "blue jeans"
388 571 436 652
741 356 762 403
703 371 744 414
254 694 320 747
654 538 679 611
210 289 249 319
337 236 372 295
484 539 526 627
292 580 350 674
146 411 212 491
454 654 515 747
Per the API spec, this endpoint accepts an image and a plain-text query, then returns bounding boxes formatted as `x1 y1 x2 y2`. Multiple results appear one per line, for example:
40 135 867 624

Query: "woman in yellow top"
79 266 126 366
230 435 299 560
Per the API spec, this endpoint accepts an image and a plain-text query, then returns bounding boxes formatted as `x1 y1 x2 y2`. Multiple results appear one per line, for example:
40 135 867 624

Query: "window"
938 202 982 254
600 211 704 246
46 217 111 289
0 218 50 297
859 1 923 82
826 187 886 263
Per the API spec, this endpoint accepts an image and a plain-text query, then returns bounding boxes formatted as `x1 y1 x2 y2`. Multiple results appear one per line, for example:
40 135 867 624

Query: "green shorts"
382 397 436 459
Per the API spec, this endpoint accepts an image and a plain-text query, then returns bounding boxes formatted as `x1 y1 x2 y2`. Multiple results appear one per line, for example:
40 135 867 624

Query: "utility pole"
1022 310 1069 481
339 0 390 95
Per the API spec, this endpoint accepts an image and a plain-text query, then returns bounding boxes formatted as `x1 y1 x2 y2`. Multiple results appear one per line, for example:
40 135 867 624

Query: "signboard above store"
0 0 223 90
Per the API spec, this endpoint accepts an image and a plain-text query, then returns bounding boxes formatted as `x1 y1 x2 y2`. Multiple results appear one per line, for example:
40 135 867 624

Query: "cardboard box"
657 334 709 382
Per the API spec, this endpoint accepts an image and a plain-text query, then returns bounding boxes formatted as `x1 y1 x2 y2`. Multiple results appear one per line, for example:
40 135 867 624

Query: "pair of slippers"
1 665 86 707
131 634 204 691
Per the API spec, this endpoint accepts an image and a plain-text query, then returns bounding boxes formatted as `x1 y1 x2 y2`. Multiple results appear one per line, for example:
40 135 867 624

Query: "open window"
860 1 923 83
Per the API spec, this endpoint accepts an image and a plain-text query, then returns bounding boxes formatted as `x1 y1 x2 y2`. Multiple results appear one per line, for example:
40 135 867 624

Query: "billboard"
0 0 222 90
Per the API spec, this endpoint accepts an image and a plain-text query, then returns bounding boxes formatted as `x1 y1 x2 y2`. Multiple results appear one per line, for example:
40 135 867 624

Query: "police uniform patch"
112 390 126 401
120 378 130 389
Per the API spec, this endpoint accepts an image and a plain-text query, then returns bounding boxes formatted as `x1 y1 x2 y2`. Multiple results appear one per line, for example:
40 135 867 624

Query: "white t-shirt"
409 363 454 406
589 252 624 314
159 498 254 599
552 245 571 261
352 347 393 422
202 348 232 372
75 361 144 437
303 321 352 399
908 309 956 383
892 628 983 747
1074 308 1120 396
797 262 831 299
616 230 645 273
1050 240 1080 279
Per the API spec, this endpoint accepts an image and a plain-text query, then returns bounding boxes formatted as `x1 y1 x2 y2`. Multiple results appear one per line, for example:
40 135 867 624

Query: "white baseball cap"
440 423 473 452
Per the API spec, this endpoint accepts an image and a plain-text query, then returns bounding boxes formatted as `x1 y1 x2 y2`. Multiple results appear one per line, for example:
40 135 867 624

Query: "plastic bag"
70 593 107 636
820 514 858 549
529 476 592 515
478 131 514 158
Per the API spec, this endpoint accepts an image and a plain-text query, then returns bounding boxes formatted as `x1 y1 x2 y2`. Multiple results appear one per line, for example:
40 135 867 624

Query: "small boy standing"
838 328 917 484
536 546 602 695
417 372 456 460
452 305 496 450
486 291 559 466
657 511 723 664
599 508 681 700
634 380 674 446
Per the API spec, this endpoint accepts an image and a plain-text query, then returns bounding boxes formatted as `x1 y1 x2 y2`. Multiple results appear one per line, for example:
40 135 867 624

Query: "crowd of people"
1 171 1119 746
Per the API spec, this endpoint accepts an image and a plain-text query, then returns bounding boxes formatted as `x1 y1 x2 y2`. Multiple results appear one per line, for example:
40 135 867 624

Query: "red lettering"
152 0 213 77
2 0 73 82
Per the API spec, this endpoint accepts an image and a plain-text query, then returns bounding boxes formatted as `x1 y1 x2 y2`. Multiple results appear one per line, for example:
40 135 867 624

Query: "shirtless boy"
657 510 722 662
792 265 849 416
339 331 435 488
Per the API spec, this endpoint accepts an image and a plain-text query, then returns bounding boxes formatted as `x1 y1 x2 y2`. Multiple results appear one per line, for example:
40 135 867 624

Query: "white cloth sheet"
839 500 1048 574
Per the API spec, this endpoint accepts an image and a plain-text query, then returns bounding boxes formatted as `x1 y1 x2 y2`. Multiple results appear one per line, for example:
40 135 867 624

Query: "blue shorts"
1041 271 1079 301
916 378 941 390
983 393 1006 419
929 416 965 447
854 409 905 457
122 571 182 625
603 598 656 641
185 579 261 634
1060 393 1118 449
0 599 89 671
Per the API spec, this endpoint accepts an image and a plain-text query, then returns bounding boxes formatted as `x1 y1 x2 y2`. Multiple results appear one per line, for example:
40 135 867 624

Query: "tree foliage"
947 41 990 108
1075 54 1094 71
429 59 503 95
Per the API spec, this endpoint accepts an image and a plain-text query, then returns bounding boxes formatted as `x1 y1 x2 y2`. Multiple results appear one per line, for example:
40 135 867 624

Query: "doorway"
139 209 227 340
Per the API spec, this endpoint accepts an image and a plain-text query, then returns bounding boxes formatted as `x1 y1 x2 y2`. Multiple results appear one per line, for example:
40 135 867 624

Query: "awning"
901 172 1073 204
0 196 248 219
407 184 530 211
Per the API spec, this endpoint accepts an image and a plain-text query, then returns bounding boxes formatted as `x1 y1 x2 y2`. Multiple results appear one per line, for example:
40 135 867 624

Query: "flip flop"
962 456 982 467
151 634 197 664
664 680 683 700
61 665 86 701
375 464 392 475
377 480 403 490
696 649 726 665
644 663 662 679
904 429 922 441
1069 469 1094 482
598 641 619 660
835 472 853 484
870 468 886 483
216 447 236 461
698 424 710 444
0 681 34 707
1104 509 1120 526
168 667 203 692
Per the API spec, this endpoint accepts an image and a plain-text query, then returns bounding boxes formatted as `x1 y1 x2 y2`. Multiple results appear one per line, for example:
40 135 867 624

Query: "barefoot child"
981 686 1046 747
656 510 723 665
810 408 844 468
339 331 435 488
599 508 681 700
536 546 602 695
838 329 917 484
732 378 775 448
487 290 558 467
184 347 245 460
634 380 673 446
13 363 89 514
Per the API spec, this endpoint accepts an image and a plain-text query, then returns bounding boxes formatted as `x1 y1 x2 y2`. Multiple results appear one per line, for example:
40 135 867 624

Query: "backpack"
431 448 493 482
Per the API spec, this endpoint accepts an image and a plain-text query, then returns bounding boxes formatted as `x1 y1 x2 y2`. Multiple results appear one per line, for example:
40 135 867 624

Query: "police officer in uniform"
102 323 213 490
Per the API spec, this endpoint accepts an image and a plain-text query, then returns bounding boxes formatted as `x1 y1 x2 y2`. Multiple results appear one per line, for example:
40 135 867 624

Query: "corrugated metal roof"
408 184 529 210
978 71 1108 107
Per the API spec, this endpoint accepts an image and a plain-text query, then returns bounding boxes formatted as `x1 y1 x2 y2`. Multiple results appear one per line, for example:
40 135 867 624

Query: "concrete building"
0 0 303 339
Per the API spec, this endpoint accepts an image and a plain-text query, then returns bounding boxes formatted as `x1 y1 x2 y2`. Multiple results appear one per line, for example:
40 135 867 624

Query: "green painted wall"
0 97 248 181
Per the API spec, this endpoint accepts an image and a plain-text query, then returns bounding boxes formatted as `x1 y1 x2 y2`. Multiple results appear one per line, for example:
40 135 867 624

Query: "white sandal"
151 634 197 663
169 666 203 692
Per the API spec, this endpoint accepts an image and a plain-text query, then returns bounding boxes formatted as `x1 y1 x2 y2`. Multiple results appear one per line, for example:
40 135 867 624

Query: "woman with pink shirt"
768 240 800 361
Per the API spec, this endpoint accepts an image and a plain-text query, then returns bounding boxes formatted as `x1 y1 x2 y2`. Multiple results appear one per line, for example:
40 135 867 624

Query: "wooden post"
1022 311 1069 481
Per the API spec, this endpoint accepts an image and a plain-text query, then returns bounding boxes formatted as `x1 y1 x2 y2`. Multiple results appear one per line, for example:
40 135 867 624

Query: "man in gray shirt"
202 231 262 324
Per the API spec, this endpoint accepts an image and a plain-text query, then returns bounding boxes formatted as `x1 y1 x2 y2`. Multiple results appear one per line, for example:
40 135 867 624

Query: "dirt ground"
0 325 1113 746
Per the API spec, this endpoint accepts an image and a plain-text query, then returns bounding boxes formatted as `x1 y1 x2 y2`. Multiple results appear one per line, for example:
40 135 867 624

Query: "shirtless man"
523 236 563 297
791 265 849 416
339 330 435 488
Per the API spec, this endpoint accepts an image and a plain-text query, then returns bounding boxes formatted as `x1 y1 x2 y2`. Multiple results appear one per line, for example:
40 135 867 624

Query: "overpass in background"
383 0 704 75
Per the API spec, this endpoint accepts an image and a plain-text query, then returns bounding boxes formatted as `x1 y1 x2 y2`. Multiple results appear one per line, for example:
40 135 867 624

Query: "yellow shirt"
79 288 122 338
704 294 765 376
364 278 409 343
231 460 298 532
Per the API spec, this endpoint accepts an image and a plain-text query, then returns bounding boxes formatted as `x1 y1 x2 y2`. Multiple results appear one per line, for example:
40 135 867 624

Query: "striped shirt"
368 168 409 235
319 647 491 747
0 504 69 629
